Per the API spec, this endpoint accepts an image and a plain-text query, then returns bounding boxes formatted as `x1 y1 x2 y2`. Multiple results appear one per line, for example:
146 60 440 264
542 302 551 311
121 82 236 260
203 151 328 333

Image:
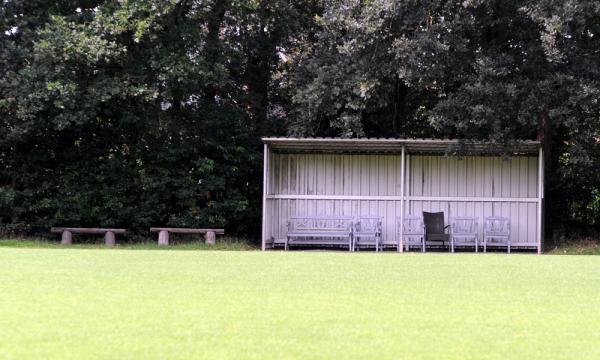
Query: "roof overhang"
262 137 541 155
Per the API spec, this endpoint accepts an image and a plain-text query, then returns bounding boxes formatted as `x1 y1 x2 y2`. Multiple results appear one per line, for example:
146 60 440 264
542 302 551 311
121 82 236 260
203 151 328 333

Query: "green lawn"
1 246 600 359
0 238 255 251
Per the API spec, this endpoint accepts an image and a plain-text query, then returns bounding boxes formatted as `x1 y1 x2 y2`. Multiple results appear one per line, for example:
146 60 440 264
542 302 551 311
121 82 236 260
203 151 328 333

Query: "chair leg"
285 237 289 251
508 239 511 254
450 238 454 253
475 238 478 253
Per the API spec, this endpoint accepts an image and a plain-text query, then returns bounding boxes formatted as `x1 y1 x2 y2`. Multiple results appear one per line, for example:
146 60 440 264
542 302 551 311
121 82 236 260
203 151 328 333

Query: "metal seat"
354 217 383 251
450 217 478 252
423 212 450 250
483 217 511 253
397 215 425 252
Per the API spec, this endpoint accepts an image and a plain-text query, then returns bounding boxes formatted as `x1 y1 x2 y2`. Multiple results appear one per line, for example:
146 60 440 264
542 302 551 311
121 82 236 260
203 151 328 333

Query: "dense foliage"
289 0 600 240
1 0 598 242
0 0 319 239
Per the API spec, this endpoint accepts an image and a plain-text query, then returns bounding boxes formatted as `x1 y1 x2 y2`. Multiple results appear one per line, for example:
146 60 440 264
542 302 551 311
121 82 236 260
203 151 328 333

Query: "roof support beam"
262 137 541 155
399 145 405 252
261 144 269 251
537 146 544 254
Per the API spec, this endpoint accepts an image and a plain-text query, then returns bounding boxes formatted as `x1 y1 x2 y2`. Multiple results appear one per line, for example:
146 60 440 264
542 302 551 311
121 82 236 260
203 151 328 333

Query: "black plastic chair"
423 212 450 251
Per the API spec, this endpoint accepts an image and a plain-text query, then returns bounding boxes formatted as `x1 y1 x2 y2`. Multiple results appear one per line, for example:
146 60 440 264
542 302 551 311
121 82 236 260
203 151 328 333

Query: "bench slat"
149 228 225 234
288 239 351 245
288 232 351 237
51 227 126 234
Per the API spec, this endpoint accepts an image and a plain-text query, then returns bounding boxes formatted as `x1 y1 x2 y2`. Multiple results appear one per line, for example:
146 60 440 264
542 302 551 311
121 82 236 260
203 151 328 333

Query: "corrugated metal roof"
262 137 540 154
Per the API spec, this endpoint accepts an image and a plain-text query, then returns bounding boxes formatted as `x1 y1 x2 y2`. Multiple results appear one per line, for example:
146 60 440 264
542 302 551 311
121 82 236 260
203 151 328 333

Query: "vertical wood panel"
465 157 473 197
510 157 520 198
272 154 280 195
529 157 538 198
415 156 423 196
281 154 289 194
518 157 528 198
388 200 396 245
484 157 493 197
434 156 440 197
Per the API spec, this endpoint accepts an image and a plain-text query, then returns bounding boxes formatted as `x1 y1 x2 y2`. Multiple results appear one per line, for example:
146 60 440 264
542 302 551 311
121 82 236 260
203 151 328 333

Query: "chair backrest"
355 217 383 233
484 217 510 235
288 216 353 232
451 216 478 235
423 212 445 234
398 215 424 235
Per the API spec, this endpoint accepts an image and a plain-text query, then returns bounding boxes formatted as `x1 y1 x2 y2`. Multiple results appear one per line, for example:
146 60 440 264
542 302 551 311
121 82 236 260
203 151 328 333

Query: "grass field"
1 246 600 359
0 238 255 251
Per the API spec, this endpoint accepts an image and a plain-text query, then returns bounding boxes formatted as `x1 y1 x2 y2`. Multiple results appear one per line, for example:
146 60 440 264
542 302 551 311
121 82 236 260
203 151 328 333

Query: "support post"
406 154 410 210
158 230 169 246
537 146 544 254
61 230 72 245
399 145 405 252
105 231 115 247
205 231 216 245
261 143 269 251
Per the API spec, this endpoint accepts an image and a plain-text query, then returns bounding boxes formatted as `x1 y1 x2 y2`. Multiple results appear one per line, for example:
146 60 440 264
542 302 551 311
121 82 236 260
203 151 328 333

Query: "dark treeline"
1 0 598 243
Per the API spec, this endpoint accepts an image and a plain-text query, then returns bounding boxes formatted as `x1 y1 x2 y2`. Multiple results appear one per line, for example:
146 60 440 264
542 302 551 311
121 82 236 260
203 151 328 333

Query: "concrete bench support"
150 228 224 246
61 230 72 245
105 231 116 247
51 227 126 246
158 230 170 246
205 231 216 245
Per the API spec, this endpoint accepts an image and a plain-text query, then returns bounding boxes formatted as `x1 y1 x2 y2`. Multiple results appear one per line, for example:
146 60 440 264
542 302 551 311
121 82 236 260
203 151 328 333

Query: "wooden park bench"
150 228 225 246
286 216 354 251
51 227 126 246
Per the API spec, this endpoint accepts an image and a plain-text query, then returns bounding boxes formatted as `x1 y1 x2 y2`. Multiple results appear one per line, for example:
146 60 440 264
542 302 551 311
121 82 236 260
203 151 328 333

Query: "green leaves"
0 0 319 240
1 0 597 240
290 0 600 236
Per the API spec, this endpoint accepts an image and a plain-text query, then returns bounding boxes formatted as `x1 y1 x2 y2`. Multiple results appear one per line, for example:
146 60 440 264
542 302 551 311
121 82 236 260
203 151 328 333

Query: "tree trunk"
538 107 552 245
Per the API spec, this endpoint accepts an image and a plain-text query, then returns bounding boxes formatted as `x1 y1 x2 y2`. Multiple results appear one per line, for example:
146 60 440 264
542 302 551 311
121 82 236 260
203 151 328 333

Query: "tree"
0 0 320 239
290 0 600 239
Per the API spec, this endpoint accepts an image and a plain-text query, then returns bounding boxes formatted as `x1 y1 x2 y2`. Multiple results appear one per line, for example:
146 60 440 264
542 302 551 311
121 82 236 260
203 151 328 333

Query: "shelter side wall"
407 155 538 245
409 155 538 198
266 199 404 246
265 199 537 246
268 153 403 196
406 201 537 246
